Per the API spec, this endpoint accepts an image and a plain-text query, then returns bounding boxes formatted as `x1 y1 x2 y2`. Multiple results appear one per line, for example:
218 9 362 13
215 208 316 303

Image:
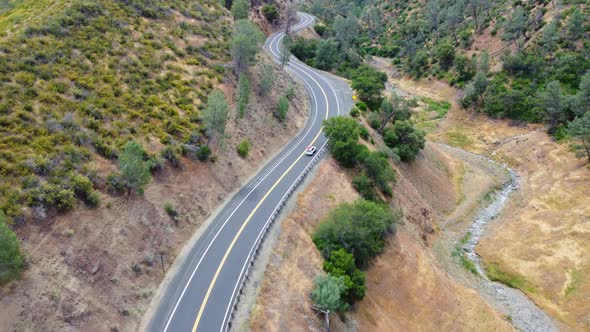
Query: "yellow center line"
192 128 327 332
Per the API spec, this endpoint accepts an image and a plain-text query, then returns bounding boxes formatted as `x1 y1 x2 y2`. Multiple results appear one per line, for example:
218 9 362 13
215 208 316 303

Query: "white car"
305 146 317 156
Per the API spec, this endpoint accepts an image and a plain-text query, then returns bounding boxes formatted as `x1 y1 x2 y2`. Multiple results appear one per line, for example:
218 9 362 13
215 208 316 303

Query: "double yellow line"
191 129 324 331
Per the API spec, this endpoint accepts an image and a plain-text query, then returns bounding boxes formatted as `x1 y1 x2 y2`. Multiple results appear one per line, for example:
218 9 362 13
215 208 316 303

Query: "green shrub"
26 184 76 213
276 95 289 121
311 274 348 312
367 112 381 129
236 139 250 158
161 145 181 168
313 200 399 268
106 173 126 194
324 249 366 303
261 4 279 23
349 107 360 118
352 174 379 202
363 151 396 196
383 120 426 162
323 117 364 168
71 175 93 199
164 202 178 218
196 146 211 161
85 191 101 208
0 211 24 283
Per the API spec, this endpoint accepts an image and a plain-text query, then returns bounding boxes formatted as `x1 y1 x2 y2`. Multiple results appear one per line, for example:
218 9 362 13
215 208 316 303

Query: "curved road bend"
147 12 352 332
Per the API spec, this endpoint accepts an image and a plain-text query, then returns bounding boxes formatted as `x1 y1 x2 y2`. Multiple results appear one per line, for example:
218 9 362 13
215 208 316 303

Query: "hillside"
0 1 313 330
0 0 229 223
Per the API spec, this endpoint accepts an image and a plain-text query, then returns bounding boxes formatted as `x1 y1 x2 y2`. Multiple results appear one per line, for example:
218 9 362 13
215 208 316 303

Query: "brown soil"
0 59 309 332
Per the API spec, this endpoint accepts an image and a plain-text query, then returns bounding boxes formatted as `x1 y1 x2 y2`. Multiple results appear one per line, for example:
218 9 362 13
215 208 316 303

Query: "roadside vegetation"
311 200 400 318
302 0 590 161
0 0 289 286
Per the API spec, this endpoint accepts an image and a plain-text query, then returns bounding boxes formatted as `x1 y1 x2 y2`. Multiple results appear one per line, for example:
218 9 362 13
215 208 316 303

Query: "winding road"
146 12 352 332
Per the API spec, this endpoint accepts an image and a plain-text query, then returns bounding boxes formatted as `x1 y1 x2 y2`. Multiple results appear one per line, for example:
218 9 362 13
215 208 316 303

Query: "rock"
64 246 74 265
91 261 100 274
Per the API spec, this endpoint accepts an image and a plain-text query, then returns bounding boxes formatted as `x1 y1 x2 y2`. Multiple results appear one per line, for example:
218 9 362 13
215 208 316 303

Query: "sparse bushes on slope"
236 139 251 158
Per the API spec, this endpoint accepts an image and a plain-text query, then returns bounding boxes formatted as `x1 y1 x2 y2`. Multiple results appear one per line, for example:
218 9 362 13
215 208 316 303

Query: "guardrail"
224 144 328 331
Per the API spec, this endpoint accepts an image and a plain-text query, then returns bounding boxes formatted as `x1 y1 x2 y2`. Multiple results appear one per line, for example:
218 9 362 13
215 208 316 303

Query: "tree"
566 8 584 42
572 71 590 116
119 141 151 195
384 120 426 162
536 80 565 133
313 200 399 268
230 19 265 75
463 71 488 106
323 117 363 167
0 211 23 283
203 90 229 146
426 0 441 36
435 42 455 71
350 65 387 109
502 6 528 49
568 112 590 161
280 35 292 68
378 93 402 133
443 4 463 45
332 15 359 49
261 4 279 23
311 274 347 330
230 0 250 20
259 63 274 96
315 38 339 71
479 51 490 73
236 73 250 118
323 249 366 303
276 95 289 121
541 20 559 59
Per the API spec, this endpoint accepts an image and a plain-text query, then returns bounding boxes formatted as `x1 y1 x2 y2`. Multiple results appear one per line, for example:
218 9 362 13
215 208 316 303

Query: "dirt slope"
0 60 308 332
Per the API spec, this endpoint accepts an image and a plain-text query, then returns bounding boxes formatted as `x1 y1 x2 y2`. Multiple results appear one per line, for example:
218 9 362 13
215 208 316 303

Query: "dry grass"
386 72 590 330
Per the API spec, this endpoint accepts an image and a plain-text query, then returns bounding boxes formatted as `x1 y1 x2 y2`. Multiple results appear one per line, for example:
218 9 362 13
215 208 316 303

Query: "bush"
356 102 367 112
314 23 328 36
367 112 381 129
71 174 93 199
26 184 76 213
324 249 366 303
0 211 24 283
106 172 126 194
196 146 211 161
323 117 363 168
276 95 289 121
350 65 387 110
349 107 360 118
236 139 250 158
359 126 370 140
383 120 426 162
311 274 348 312
352 174 379 201
261 4 279 23
161 145 181 168
85 191 101 208
164 202 178 218
313 200 399 268
363 151 396 196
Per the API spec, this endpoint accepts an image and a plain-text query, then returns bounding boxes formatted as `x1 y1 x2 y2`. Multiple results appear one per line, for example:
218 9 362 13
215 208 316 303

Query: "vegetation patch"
485 261 537 294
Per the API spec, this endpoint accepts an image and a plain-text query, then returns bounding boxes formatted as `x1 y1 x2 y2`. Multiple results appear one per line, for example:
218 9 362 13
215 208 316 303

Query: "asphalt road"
146 12 352 332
